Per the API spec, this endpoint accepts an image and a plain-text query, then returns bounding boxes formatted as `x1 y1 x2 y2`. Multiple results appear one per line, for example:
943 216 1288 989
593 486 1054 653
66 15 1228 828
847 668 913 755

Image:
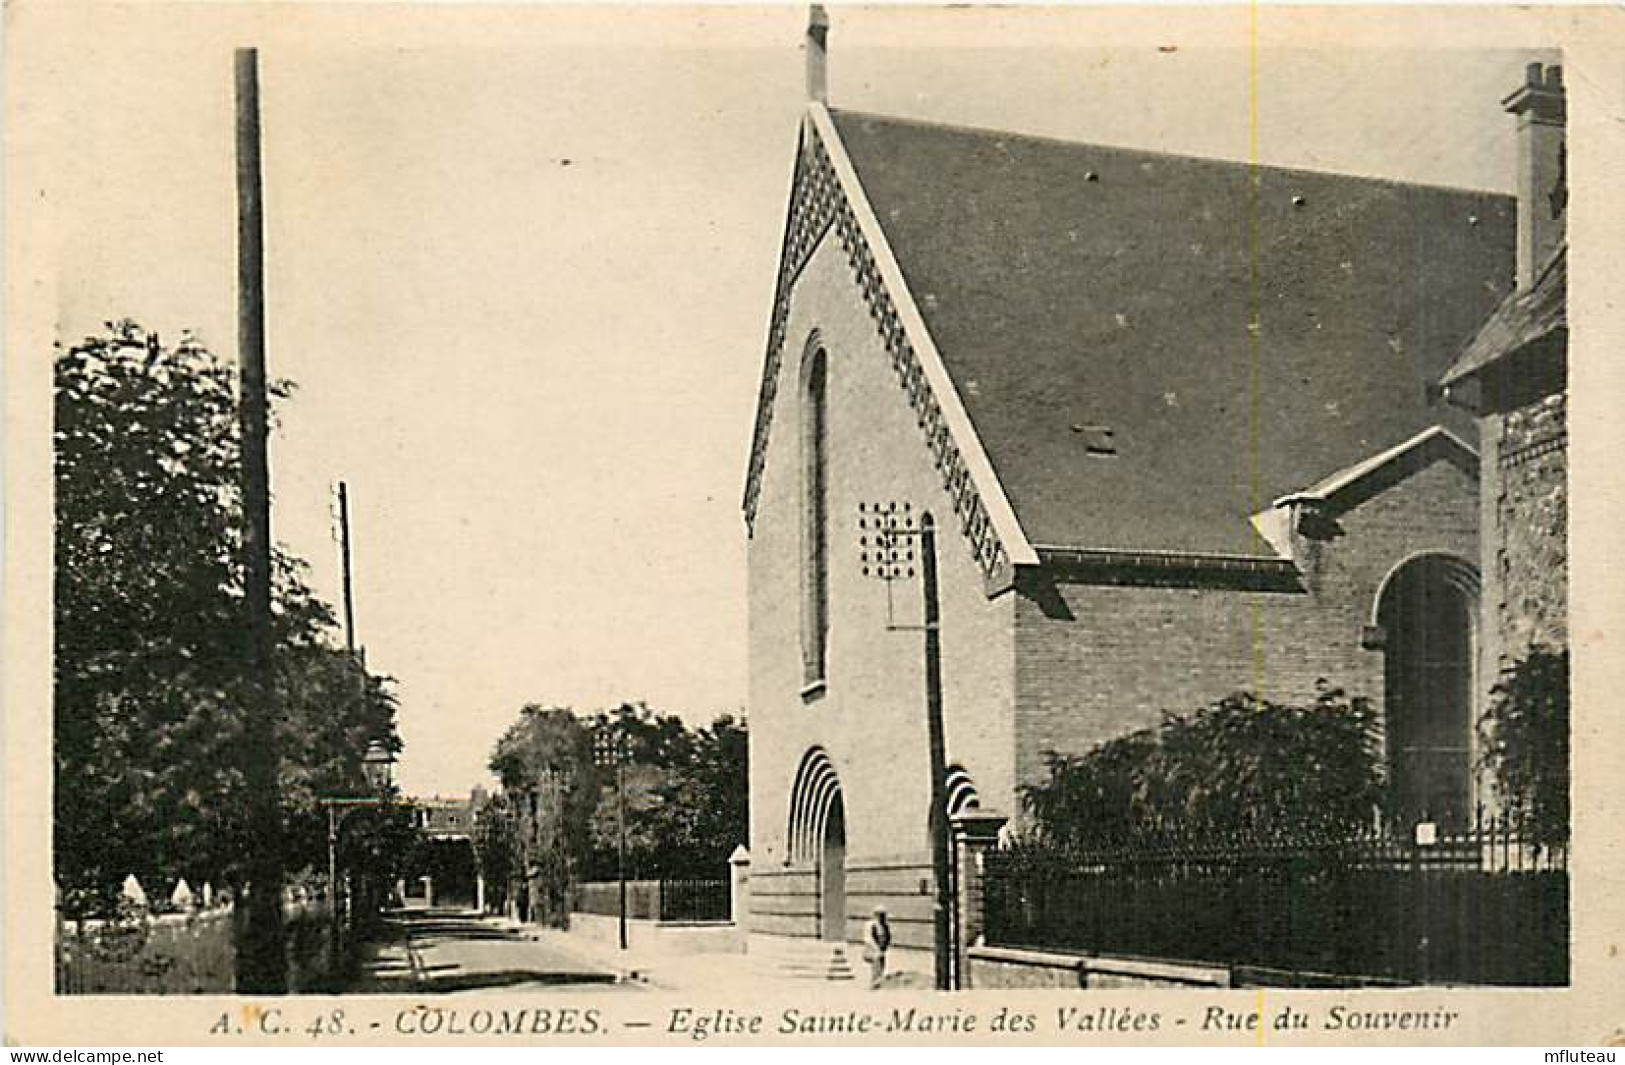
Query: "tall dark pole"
594 729 630 951
235 46 286 994
337 481 367 790
616 758 628 951
326 805 340 955
921 514 952 991
338 482 357 654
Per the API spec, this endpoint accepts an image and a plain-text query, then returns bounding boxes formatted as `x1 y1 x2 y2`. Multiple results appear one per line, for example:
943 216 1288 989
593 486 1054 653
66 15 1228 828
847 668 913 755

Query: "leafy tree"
55 322 243 911
1020 684 1385 847
1021 729 1159 845
643 714 748 875
472 791 516 915
54 321 403 916
579 704 747 880
1478 646 1569 847
580 703 688 880
485 701 748 920
488 705 603 924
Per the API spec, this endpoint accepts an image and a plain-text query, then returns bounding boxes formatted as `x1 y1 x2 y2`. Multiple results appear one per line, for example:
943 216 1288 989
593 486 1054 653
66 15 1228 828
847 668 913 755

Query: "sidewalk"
487 917 796 993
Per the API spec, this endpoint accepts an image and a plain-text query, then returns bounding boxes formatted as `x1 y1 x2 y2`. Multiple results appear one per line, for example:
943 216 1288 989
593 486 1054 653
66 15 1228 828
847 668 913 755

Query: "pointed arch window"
801 340 830 692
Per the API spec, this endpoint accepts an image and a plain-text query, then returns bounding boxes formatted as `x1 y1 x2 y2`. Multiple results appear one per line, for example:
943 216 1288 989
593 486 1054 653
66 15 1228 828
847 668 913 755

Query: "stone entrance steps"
751 936 857 981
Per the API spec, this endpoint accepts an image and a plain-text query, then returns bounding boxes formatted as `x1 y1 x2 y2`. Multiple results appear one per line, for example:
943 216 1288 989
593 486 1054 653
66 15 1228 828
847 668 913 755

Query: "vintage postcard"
5 1 1625 1048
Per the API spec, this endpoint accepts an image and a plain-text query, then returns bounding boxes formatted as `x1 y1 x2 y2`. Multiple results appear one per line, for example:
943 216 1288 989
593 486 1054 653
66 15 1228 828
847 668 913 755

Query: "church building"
742 15 1518 978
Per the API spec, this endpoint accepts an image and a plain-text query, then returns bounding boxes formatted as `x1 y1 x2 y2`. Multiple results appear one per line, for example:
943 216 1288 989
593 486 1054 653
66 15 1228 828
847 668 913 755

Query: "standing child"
862 905 891 989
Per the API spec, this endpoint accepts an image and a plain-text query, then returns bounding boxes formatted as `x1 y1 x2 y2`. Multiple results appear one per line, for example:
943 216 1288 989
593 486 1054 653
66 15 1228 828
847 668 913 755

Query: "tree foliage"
487 705 603 924
645 713 748 873
580 703 749 880
54 321 403 916
485 701 747 922
472 791 516 916
1020 685 1385 847
1478 645 1569 847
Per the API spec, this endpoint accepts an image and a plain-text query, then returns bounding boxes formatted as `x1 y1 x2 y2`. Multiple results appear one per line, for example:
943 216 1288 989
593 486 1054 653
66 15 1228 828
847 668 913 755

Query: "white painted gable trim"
808 103 1039 569
1272 425 1479 510
1250 424 1480 562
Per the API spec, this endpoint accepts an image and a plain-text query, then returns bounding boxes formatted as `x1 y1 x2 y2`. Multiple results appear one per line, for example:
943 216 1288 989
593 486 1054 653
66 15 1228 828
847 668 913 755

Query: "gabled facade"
743 60 1514 976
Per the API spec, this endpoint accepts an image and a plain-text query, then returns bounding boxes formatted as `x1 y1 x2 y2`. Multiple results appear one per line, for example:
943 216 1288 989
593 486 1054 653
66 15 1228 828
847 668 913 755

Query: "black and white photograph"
5 1 1622 1049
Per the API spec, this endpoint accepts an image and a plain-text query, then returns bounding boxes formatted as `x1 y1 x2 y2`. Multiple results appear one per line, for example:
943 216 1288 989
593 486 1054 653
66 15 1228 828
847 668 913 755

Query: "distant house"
401 793 484 909
415 794 479 837
742 20 1515 977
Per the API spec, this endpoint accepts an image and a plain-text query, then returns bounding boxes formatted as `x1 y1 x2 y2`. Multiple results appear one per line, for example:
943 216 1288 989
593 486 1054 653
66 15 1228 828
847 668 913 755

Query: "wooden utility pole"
234 46 287 994
338 482 357 654
616 758 629 951
593 729 630 951
920 514 952 991
857 503 954 990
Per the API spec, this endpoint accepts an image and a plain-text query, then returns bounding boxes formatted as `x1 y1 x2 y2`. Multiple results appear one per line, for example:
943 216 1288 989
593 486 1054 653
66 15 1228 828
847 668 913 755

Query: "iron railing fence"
658 878 731 923
983 813 1567 987
571 878 731 923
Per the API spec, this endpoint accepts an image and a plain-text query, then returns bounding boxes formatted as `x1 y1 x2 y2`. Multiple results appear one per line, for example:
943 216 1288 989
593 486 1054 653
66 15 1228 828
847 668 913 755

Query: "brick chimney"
1503 62 1566 290
806 5 830 103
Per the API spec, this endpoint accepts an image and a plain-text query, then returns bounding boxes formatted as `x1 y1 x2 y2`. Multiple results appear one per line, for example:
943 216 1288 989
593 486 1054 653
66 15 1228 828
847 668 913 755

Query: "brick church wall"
1012 457 1480 812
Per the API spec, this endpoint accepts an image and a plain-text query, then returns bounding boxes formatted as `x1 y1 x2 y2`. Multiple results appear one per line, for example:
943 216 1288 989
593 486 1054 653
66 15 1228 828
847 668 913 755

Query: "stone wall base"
968 946 1230 989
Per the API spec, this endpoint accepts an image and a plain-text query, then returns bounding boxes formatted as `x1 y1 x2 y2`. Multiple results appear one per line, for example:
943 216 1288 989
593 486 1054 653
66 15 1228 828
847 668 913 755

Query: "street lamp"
320 740 397 948
592 726 631 951
361 740 395 792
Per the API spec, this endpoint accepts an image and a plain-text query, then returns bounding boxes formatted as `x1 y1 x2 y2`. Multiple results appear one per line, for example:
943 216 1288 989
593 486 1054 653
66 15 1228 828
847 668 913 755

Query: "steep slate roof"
829 110 1515 558
1439 243 1566 388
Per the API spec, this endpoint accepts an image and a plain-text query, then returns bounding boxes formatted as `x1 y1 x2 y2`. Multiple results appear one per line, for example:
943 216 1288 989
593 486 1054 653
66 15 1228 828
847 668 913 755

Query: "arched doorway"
819 797 847 942
1376 554 1479 829
787 747 847 942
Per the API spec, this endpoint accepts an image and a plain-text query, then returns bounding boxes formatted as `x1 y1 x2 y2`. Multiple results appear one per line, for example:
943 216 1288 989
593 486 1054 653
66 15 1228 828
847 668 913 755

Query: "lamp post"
361 740 395 792
320 741 396 951
593 727 630 951
857 500 953 990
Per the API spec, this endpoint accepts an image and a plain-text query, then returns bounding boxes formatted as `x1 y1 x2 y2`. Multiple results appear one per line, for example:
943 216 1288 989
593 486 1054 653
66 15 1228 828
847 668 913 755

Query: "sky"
35 5 1537 797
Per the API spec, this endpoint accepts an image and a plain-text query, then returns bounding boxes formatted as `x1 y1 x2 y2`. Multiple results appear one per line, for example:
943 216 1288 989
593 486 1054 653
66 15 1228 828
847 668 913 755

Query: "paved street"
349 908 629 994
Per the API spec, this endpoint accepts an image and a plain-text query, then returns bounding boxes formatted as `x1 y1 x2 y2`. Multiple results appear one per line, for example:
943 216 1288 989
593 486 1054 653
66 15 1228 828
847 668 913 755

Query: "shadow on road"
349 908 619 994
398 920 517 942
416 969 620 993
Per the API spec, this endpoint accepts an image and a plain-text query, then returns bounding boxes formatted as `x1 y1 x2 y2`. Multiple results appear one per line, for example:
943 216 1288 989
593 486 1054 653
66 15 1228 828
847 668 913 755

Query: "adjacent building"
1439 61 1569 675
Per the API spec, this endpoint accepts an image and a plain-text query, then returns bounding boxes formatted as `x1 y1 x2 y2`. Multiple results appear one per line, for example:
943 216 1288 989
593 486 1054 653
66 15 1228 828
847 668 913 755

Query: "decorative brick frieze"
1498 431 1565 469
743 117 1011 585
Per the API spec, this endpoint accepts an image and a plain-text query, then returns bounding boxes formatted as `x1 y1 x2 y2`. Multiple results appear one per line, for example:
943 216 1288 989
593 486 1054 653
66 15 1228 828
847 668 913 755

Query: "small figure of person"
862 905 892 989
